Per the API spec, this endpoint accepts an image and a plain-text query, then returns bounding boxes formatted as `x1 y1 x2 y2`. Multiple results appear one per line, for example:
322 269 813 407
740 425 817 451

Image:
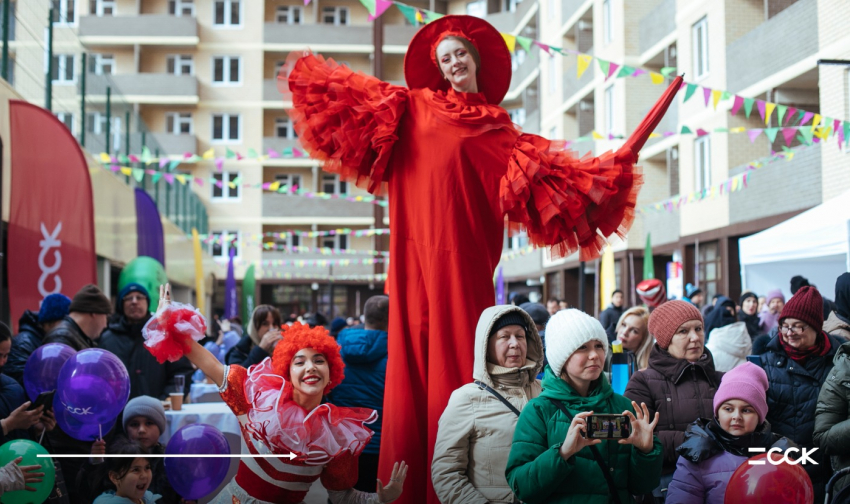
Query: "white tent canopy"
739 189 850 300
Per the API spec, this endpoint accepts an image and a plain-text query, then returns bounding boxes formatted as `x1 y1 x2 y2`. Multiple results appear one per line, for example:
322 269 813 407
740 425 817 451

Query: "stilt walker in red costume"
285 15 682 504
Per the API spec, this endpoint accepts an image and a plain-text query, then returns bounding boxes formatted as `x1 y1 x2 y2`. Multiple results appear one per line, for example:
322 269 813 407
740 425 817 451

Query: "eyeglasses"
780 324 808 335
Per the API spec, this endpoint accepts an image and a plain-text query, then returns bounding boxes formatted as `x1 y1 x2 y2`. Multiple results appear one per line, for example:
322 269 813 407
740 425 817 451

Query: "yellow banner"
192 228 205 315
599 246 615 313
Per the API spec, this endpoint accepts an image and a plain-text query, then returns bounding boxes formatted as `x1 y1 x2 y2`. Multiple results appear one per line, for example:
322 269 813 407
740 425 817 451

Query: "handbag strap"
473 380 521 416
545 397 623 504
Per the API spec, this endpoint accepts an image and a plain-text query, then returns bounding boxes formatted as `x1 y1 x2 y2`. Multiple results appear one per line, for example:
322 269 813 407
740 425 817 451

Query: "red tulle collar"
241 359 377 466
421 88 517 136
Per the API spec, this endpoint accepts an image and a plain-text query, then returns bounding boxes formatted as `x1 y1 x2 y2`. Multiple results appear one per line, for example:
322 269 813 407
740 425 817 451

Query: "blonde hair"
616 306 653 370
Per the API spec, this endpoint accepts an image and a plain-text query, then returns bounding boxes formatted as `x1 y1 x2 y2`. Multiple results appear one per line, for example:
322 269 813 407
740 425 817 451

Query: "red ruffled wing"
286 53 408 195
501 134 643 261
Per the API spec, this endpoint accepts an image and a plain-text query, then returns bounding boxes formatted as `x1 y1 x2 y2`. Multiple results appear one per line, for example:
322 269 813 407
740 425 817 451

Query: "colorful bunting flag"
577 54 593 78
502 33 516 52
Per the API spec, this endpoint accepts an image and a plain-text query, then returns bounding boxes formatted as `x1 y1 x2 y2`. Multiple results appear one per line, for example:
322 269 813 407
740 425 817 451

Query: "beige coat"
824 311 850 341
431 305 544 504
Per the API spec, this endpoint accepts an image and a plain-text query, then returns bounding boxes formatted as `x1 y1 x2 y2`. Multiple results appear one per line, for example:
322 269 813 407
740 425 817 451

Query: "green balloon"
118 256 168 312
0 439 55 504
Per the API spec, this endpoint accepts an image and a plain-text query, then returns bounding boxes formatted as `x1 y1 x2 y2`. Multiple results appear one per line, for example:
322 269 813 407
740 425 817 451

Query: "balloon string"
38 428 45 445
98 424 102 441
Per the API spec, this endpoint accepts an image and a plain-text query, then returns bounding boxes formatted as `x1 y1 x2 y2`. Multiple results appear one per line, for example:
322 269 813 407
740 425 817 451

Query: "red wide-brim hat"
404 15 512 105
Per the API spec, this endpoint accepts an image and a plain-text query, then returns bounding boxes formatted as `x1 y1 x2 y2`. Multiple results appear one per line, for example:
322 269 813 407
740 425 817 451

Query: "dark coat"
5 310 45 385
98 314 193 400
624 344 724 472
0 374 31 444
328 327 388 455
43 316 95 351
814 340 850 494
224 334 270 368
599 304 625 343
755 332 842 500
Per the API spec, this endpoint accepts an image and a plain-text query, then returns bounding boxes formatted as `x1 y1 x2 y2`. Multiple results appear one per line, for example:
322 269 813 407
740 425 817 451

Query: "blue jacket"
328 327 387 455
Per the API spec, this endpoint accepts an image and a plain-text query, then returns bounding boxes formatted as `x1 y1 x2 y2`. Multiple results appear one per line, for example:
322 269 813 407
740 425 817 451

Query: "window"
602 0 612 45
605 85 615 134
511 49 526 72
214 0 241 26
212 56 241 85
86 112 121 151
90 0 116 16
51 54 74 84
166 112 193 134
322 234 348 250
274 173 302 191
51 0 75 24
694 136 710 192
505 0 521 13
696 241 720 302
466 0 486 18
508 108 526 126
275 117 297 139
91 54 114 75
321 6 349 25
276 6 302 24
55 112 74 134
168 0 195 16
210 230 240 259
211 113 240 142
548 56 555 95
692 16 709 80
322 174 347 195
212 172 240 200
167 55 194 76
509 230 528 251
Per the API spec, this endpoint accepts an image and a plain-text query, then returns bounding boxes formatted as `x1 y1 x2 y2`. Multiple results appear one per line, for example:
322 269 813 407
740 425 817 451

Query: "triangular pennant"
141 146 153 164
533 41 550 54
128 154 140 163
168 160 180 171
99 152 112 163
164 174 174 184
225 148 236 159
764 127 779 143
247 148 259 158
202 147 215 160
776 105 788 126
592 131 604 140
269 181 281 192
152 172 162 184
120 167 132 176
683 83 697 102
680 125 693 135
744 98 755 118
194 177 204 186
358 0 376 15
159 158 169 169
616 65 634 78
756 100 767 121
714 127 729 133
369 0 392 20
784 107 797 126
132 168 145 182
660 67 676 78
215 158 224 171
267 148 280 158
781 128 797 146
119 154 130 165
606 62 620 80
801 111 814 125
721 91 732 101
415 9 424 23
703 87 712 106
597 58 610 76
632 68 647 77
516 36 533 53
396 3 419 25
577 54 593 78
696 128 709 137
501 33 516 52
798 127 814 144
833 119 841 137
810 113 821 131
649 72 665 84
731 95 744 116
747 129 762 143
764 102 776 125
283 147 294 157
711 90 721 109
423 10 443 22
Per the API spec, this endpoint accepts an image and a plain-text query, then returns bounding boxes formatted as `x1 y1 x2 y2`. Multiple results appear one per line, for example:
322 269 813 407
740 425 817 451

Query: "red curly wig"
271 322 345 398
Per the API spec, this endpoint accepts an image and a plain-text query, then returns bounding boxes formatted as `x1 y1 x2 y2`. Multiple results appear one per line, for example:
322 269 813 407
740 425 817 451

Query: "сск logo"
38 222 63 297
748 447 819 465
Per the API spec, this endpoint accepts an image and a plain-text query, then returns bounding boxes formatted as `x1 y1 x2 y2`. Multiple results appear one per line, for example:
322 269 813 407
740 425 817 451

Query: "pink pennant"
164 174 174 183
696 128 709 137
145 169 156 175
632 68 647 77
183 152 193 160
781 128 797 146
703 87 712 106
801 111 814 125
608 133 615 140
111 156 119 164
129 155 140 163
110 164 120 172
533 41 550 54
262 182 271 190
215 180 223 188
784 107 797 126
679 81 687 90
747 129 763 143
731 96 744 116
303 0 310 5
756 100 766 121
236 152 244 160
834 119 841 136
267 148 280 158
839 123 846 146
215 158 224 171
194 177 204 186
743 173 749 188
663 131 676 137
369 0 392 20
293 148 304 158
159 158 169 169
606 63 620 80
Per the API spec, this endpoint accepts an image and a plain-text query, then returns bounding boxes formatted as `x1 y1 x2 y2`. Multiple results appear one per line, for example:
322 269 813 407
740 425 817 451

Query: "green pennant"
152 172 162 184
743 98 755 118
396 3 419 25
798 128 814 145
423 10 443 21
764 127 779 143
225 148 236 159
844 122 850 146
720 91 732 101
660 67 676 78
681 125 693 134
643 234 654 280
574 136 590 143
119 154 130 165
231 176 242 186
132 168 145 183
713 127 729 133
550 47 565 54
516 36 533 53
283 147 293 157
358 0 376 15
776 105 788 125
796 109 807 124
247 148 259 158
597 58 610 76
683 83 697 103
167 160 180 171
141 146 152 164
616 65 635 78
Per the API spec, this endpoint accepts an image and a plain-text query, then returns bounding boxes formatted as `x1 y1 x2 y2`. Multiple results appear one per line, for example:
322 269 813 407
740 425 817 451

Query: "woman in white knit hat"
505 309 663 504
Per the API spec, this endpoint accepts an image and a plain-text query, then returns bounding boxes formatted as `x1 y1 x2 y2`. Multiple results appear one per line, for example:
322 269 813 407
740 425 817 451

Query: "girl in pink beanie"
666 362 795 504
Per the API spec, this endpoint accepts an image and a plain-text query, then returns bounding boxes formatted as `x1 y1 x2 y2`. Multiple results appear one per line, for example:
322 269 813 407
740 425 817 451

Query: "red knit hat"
648 300 703 349
779 285 823 331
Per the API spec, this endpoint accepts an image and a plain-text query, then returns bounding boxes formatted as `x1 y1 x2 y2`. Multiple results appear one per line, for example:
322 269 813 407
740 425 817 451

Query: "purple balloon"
165 424 230 500
56 349 130 427
54 401 117 441
23 343 76 401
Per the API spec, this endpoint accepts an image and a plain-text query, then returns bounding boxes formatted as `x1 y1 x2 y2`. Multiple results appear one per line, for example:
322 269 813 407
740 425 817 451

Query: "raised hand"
376 461 408 503
559 410 601 460
258 330 283 353
158 283 173 313
618 401 659 454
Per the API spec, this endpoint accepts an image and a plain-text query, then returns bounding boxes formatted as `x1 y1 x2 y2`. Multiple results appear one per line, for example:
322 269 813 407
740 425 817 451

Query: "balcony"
488 0 538 35
86 74 198 105
262 251 377 277
263 137 303 153
639 0 675 55
263 193 374 219
148 133 197 156
641 205 680 246
524 109 540 134
561 0 588 23
84 131 194 158
78 15 198 46
506 55 539 102
264 23 372 52
563 49 594 102
384 24 418 52
725 0 817 93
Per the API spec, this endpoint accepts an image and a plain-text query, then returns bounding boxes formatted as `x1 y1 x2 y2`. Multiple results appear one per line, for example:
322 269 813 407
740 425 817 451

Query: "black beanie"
790 275 810 295
69 284 113 315
490 311 528 336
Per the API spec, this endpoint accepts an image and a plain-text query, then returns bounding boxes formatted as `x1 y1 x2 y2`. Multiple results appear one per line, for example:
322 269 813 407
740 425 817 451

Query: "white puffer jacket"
706 321 752 372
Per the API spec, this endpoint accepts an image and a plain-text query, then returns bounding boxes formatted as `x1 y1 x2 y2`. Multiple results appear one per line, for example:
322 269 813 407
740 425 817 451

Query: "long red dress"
288 53 681 503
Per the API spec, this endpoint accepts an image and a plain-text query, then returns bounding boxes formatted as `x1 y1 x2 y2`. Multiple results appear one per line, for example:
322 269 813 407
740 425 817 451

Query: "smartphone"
584 414 630 439
28 390 55 412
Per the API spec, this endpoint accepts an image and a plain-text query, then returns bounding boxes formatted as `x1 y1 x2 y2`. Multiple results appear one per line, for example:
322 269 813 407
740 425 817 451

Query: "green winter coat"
505 365 663 504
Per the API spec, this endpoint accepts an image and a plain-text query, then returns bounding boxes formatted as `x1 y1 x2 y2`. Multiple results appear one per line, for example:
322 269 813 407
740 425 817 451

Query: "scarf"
779 330 831 363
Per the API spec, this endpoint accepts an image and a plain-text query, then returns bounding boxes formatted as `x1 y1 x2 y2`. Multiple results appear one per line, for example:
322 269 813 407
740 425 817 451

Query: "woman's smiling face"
290 347 331 403
436 37 479 93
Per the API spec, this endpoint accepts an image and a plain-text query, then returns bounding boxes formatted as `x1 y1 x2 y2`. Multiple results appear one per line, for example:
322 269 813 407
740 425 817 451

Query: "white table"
161 403 242 504
190 382 224 403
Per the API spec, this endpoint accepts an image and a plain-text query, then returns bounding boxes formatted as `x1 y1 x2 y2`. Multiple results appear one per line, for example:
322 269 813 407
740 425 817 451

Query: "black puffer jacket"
814 340 850 495
42 316 95 351
98 314 193 400
225 334 270 368
624 344 724 472
5 310 45 385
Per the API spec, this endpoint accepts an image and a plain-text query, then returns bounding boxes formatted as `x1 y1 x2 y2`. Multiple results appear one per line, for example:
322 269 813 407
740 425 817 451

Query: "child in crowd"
91 439 159 504
666 362 793 504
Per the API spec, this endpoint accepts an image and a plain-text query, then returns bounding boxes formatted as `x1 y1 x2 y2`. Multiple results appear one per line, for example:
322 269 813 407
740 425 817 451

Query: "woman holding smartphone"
505 310 663 504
